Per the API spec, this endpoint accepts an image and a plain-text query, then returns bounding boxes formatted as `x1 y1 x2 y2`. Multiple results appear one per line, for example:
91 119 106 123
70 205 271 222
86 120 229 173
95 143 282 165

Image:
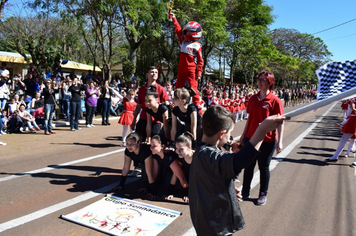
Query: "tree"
0 0 8 22
268 28 332 88
0 14 80 73
224 0 274 86
269 28 332 63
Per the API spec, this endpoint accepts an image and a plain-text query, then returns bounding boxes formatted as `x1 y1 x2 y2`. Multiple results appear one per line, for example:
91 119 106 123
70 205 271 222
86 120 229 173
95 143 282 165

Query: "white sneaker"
0 141 7 146
86 124 91 128
1 131 6 135
19 127 24 133
90 124 95 127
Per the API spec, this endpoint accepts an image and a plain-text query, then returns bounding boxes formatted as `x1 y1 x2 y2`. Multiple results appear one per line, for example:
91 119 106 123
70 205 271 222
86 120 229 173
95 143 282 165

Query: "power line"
312 18 356 35
325 32 356 41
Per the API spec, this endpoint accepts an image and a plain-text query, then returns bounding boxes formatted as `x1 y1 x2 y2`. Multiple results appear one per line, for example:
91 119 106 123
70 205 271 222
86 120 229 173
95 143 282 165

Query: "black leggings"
242 138 276 195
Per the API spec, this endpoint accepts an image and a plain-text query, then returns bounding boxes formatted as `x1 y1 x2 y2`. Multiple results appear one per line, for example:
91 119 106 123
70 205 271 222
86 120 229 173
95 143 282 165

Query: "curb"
52 116 121 127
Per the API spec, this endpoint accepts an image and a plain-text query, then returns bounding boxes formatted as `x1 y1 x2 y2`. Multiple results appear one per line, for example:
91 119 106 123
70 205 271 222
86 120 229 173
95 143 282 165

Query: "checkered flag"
316 60 356 101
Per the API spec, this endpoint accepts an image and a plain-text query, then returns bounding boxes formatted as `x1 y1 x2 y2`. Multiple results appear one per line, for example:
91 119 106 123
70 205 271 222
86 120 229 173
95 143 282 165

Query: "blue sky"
266 0 356 62
4 0 355 63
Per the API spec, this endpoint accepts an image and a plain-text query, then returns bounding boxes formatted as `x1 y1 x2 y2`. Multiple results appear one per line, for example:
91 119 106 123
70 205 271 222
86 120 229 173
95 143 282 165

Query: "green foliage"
268 28 331 88
122 60 135 79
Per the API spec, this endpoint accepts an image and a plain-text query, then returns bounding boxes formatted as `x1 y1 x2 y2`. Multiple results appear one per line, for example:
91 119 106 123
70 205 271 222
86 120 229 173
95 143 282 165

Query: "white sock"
346 139 355 155
122 125 129 143
331 133 353 159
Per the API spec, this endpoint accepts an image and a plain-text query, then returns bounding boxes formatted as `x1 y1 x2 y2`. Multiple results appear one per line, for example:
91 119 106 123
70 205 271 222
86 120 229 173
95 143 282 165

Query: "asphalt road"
0 101 355 236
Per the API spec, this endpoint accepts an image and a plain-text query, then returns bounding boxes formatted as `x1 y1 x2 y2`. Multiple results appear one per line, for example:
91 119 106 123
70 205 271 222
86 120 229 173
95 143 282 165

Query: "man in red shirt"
130 66 169 142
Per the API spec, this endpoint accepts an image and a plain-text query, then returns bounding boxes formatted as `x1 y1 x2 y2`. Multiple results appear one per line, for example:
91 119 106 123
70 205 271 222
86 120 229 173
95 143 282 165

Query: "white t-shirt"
0 69 10 78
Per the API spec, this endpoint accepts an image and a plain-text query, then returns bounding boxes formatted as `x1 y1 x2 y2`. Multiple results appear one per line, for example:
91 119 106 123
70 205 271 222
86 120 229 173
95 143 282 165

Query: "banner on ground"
316 60 356 101
61 195 181 236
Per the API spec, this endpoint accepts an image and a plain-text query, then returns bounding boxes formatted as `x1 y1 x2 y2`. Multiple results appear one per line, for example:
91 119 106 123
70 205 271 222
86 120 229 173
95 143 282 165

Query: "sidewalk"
52 116 121 127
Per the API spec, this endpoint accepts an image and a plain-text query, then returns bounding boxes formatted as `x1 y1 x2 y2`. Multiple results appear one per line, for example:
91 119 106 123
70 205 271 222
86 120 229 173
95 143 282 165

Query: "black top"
177 157 191 183
43 87 56 104
172 103 201 125
69 85 85 102
153 150 177 170
146 104 171 124
34 99 44 109
189 141 259 236
124 144 152 165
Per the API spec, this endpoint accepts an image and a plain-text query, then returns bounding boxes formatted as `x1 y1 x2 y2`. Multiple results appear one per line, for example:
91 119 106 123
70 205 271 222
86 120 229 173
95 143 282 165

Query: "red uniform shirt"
209 97 220 106
221 98 230 107
137 83 169 121
245 92 284 142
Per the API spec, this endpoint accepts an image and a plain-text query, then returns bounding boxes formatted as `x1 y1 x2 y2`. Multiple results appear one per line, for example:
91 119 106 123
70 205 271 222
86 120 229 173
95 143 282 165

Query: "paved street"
0 102 355 236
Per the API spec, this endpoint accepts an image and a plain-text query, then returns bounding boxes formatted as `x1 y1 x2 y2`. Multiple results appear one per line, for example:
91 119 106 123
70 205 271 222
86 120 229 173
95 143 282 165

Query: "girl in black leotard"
171 87 202 147
145 85 171 145
112 132 159 200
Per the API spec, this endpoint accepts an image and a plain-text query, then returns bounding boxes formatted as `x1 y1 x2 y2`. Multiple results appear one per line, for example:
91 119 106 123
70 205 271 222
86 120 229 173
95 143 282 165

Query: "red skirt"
118 112 134 125
342 116 356 134
341 103 348 110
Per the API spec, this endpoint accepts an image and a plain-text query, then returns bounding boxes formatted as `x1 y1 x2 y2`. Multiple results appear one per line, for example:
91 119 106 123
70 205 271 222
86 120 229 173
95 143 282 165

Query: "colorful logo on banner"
61 195 181 236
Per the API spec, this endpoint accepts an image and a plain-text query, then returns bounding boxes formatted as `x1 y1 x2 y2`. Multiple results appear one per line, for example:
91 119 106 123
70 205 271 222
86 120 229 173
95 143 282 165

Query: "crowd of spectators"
0 62 134 136
0 61 315 140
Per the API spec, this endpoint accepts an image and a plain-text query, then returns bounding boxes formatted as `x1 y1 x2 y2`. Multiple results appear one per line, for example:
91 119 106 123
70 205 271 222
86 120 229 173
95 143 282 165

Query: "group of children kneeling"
112 101 288 235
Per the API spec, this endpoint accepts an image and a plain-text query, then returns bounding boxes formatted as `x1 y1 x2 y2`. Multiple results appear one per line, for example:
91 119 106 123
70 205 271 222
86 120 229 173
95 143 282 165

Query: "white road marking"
0 178 136 233
0 148 125 182
182 103 337 236
0 103 337 234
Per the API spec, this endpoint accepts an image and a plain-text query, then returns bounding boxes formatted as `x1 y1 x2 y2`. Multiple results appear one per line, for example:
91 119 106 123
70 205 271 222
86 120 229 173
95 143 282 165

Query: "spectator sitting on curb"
110 92 123 116
33 106 45 127
18 103 41 132
0 110 8 135
7 110 22 133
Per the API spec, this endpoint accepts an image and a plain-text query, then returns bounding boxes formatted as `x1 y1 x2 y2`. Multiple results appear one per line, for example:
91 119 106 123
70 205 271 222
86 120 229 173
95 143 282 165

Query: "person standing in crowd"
100 80 114 126
130 66 169 142
62 77 72 121
118 89 137 146
85 81 99 128
42 79 57 135
0 73 10 114
68 78 85 131
240 71 284 206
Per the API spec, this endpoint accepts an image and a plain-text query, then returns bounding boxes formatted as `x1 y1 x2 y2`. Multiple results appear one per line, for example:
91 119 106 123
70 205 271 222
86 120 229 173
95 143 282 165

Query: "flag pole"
283 87 356 118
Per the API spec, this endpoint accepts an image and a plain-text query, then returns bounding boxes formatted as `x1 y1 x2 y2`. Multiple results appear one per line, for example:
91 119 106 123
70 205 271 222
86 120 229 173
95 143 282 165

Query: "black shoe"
325 158 338 162
102 122 107 126
241 191 250 201
106 122 111 125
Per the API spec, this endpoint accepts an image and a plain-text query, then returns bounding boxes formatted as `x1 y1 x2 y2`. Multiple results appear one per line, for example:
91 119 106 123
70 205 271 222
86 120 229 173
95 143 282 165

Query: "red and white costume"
221 98 230 110
342 110 356 134
118 97 137 145
209 96 220 107
197 98 206 115
118 97 137 125
173 17 203 106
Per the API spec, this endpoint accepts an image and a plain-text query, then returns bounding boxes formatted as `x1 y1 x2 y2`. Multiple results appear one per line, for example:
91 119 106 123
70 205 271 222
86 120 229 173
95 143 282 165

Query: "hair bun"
148 85 157 92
